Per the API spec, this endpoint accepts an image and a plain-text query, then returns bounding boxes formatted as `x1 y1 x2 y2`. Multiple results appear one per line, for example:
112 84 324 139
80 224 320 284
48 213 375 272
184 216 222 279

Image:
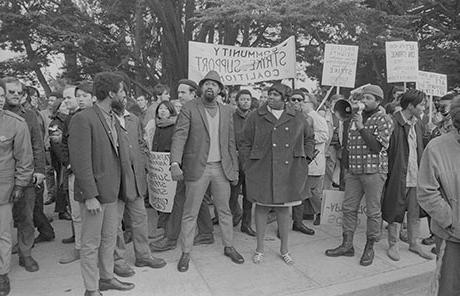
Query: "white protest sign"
147 152 177 213
320 190 366 227
188 36 296 85
385 41 419 83
321 44 359 88
417 71 448 97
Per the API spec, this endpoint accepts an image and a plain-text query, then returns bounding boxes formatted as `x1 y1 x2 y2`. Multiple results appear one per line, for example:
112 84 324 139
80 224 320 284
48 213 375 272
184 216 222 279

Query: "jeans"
13 186 35 257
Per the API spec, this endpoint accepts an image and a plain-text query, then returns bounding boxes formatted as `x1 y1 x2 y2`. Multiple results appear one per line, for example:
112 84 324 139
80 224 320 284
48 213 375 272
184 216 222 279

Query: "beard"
111 99 125 115
203 89 216 102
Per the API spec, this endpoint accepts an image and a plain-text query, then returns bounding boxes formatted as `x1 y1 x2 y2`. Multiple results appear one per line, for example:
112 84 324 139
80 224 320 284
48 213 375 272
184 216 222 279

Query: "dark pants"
230 171 252 227
54 166 69 214
436 240 460 296
33 185 55 239
164 181 213 241
292 175 324 222
13 186 36 257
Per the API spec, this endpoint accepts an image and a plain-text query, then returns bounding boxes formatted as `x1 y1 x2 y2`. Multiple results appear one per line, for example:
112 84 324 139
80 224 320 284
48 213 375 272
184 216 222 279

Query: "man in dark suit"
170 70 244 272
68 72 134 296
111 95 167 277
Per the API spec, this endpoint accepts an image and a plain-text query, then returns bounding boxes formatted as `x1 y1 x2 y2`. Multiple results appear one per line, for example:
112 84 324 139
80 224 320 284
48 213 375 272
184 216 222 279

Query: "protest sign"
417 71 448 97
385 41 419 83
320 190 366 227
321 44 359 88
147 152 177 213
188 36 296 85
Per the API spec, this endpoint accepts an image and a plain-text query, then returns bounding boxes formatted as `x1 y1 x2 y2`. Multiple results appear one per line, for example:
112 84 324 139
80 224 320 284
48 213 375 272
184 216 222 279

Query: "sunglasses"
290 98 304 102
8 90 24 96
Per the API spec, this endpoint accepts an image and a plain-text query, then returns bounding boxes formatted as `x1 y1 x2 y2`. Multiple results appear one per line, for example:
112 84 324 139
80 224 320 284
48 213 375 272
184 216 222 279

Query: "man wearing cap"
150 78 214 252
170 70 243 272
417 94 460 295
0 79 34 296
326 84 393 266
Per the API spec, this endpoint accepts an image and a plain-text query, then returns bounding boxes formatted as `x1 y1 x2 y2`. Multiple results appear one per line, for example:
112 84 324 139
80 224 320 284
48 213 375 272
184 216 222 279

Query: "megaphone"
333 99 365 121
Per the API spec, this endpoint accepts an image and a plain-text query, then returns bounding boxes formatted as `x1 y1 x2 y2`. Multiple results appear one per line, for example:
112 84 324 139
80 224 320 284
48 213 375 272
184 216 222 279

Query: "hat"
361 85 384 100
75 80 94 95
268 83 292 101
199 71 224 90
178 79 198 91
291 89 305 100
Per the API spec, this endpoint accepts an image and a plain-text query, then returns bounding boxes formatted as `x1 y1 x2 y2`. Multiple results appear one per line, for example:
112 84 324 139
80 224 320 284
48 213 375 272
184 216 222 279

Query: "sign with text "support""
321 44 359 88
417 71 448 97
320 190 366 228
188 37 296 85
385 41 419 83
147 152 177 213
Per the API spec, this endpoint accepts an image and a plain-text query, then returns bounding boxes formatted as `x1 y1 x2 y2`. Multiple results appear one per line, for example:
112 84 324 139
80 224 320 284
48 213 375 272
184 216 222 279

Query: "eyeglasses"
8 90 24 96
290 98 304 102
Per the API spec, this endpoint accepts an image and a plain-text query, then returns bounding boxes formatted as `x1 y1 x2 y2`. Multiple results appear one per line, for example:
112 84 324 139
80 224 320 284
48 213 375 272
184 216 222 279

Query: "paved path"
10 207 435 296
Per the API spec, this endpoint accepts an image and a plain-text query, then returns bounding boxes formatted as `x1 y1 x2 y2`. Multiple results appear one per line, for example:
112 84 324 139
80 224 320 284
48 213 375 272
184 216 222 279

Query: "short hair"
439 93 456 101
236 89 252 101
400 89 426 110
155 100 177 118
153 84 170 100
299 87 309 94
93 72 124 101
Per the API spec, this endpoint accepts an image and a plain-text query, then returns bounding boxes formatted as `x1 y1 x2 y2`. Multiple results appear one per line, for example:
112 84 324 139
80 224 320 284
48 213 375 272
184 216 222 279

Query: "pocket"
293 150 306 158
0 134 13 148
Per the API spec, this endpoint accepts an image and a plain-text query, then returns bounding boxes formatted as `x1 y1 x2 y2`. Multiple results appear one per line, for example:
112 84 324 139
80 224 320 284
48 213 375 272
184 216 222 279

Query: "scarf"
156 116 177 128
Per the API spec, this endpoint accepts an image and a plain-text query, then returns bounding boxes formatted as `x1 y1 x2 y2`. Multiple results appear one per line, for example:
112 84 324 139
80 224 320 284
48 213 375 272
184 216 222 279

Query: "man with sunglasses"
3 77 46 273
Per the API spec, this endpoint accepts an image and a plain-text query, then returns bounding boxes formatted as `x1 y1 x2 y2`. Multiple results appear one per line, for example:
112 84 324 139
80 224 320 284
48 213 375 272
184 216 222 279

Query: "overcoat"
240 104 315 204
382 111 425 223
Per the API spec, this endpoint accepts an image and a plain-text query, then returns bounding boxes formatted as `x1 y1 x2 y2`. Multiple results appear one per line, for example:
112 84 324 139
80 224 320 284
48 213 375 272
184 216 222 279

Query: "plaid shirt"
347 110 393 174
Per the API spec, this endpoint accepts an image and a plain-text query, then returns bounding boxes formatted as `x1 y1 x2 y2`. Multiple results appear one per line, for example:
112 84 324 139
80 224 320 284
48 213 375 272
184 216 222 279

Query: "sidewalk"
10 210 435 296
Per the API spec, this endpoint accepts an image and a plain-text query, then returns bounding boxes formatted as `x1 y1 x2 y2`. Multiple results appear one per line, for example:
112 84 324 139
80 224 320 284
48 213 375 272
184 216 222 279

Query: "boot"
360 238 376 266
325 232 354 257
387 243 400 261
387 223 400 261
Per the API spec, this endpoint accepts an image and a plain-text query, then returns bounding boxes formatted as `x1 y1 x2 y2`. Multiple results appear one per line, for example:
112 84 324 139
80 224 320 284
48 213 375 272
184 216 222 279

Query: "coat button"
285 144 289 147
285 127 289 131
285 161 289 164
274 127 277 131
273 143 277 147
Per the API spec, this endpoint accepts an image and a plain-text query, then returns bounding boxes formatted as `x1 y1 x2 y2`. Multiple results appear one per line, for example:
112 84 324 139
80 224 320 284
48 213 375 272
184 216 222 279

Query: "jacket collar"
257 102 296 125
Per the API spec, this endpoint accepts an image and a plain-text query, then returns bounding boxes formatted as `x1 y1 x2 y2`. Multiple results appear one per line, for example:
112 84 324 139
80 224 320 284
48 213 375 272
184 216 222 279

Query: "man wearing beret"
170 70 243 272
326 84 393 266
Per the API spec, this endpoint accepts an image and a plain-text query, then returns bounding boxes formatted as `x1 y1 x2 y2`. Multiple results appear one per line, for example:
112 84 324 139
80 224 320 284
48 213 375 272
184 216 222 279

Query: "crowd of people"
0 70 459 296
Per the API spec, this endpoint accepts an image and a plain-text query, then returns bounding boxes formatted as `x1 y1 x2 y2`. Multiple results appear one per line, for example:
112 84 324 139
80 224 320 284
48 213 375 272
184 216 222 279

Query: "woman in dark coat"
382 90 433 261
240 84 315 265
151 101 177 229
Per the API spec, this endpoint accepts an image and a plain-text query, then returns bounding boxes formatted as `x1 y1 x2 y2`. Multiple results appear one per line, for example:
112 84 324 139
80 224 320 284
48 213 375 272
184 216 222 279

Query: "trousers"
388 187 421 246
180 162 232 253
13 186 35 257
433 240 460 296
0 203 13 275
292 175 324 222
33 184 54 239
229 170 252 227
68 174 81 249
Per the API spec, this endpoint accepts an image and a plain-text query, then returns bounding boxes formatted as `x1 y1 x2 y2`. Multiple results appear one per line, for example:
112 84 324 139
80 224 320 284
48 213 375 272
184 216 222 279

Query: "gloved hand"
9 185 25 203
170 163 184 181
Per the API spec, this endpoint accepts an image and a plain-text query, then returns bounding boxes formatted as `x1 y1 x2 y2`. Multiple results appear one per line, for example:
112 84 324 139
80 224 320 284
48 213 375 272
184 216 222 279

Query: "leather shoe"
99 278 134 291
34 234 54 244
193 233 214 246
150 237 177 252
19 256 39 272
233 213 242 227
84 290 102 296
59 212 72 221
293 222 315 235
241 225 256 237
113 263 135 278
224 247 244 264
0 274 10 296
135 257 166 269
177 252 190 272
62 235 75 244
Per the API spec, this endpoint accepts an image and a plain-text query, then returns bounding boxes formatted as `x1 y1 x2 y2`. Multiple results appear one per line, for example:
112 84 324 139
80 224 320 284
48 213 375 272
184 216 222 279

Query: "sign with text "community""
188 36 296 85
385 41 419 83
321 44 359 88
417 71 448 97
147 152 177 213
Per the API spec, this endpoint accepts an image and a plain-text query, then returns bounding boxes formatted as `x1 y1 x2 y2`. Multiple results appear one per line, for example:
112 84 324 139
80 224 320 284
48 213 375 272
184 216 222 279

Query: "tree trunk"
23 38 51 96
134 0 145 96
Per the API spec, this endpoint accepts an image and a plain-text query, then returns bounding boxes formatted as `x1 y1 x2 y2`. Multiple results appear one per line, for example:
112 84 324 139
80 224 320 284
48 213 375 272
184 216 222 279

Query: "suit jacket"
68 105 121 203
117 111 148 202
170 98 238 182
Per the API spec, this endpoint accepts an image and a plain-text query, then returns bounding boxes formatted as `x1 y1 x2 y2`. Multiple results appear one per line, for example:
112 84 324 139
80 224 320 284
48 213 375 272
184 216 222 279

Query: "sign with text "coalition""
385 41 419 83
147 152 177 213
417 71 448 97
320 190 366 228
188 37 296 85
321 44 359 88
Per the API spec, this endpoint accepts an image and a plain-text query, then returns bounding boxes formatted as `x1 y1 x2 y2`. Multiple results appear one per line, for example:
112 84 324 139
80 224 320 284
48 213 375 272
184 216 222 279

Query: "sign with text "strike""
321 44 359 88
188 37 296 85
147 152 177 213
417 71 448 97
386 41 419 83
